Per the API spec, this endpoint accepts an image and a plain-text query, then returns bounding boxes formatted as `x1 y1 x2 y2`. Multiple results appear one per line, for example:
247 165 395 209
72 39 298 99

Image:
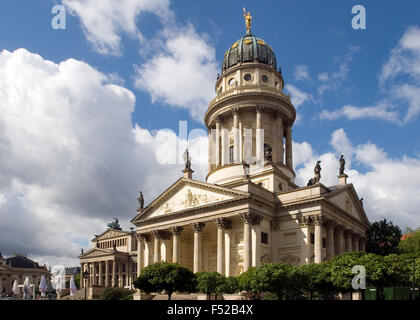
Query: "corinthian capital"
240 213 253 224
214 218 231 230
313 214 324 226
298 215 313 227
192 222 205 233
170 226 183 236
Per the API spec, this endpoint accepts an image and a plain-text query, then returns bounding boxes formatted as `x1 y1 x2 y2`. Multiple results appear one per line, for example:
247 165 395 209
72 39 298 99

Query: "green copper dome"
222 32 277 73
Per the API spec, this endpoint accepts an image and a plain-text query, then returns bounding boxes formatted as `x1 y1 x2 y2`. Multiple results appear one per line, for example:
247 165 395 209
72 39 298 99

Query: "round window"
262 75 269 83
243 73 252 81
228 78 236 86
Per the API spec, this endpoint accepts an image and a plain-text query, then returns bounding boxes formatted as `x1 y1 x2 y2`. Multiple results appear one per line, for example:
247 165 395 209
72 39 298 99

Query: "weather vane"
243 8 252 34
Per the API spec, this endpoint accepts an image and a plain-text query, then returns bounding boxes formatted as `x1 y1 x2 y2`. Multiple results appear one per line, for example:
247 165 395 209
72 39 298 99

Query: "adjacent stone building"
79 13 370 291
0 253 51 296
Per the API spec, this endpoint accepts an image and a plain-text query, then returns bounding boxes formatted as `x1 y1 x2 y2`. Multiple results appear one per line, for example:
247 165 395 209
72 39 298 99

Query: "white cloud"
294 65 310 82
319 103 399 123
294 129 420 229
285 84 312 109
134 25 218 121
64 0 219 121
317 46 358 95
0 194 7 206
330 128 354 165
380 26 420 84
0 48 208 267
327 27 420 124
63 0 172 55
318 72 329 82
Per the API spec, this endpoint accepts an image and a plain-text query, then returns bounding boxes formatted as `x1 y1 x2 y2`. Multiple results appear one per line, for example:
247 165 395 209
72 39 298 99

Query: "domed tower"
205 10 297 192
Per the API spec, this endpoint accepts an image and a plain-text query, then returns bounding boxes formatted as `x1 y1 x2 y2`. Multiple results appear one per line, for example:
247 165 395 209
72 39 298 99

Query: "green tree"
237 267 258 293
195 271 226 299
299 263 335 300
100 288 135 300
366 219 402 256
74 274 80 288
398 228 420 256
221 277 239 294
360 253 394 300
329 252 365 293
250 263 296 300
133 262 196 300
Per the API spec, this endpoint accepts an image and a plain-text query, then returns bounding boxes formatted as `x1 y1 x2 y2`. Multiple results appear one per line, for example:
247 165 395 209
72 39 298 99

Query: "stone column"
153 231 161 263
214 218 230 274
80 263 84 289
92 262 97 286
208 129 212 172
111 259 116 287
326 220 336 260
192 222 205 273
126 262 130 286
300 216 312 264
314 215 324 264
105 260 109 287
336 226 345 255
98 261 103 286
345 230 353 252
224 229 231 277
144 238 150 267
256 106 264 166
170 227 183 264
161 232 172 262
221 125 229 166
277 117 284 164
215 116 221 167
241 213 253 272
353 234 360 252
359 237 366 252
272 112 278 163
286 125 293 170
251 215 263 267
233 108 240 164
118 263 122 288
136 234 143 277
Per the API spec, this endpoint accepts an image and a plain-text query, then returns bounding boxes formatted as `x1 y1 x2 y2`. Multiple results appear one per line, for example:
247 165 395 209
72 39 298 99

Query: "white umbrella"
12 280 19 295
69 276 77 297
39 275 48 298
23 277 31 300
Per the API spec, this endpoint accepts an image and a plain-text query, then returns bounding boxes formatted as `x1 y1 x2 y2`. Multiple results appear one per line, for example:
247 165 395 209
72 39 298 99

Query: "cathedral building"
79 12 370 292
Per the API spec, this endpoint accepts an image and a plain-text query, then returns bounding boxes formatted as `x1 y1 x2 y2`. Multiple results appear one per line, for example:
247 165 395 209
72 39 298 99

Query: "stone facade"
79 21 370 290
0 253 51 296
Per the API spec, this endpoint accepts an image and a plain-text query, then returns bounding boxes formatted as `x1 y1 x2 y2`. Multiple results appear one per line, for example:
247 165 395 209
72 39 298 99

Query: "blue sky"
0 0 419 266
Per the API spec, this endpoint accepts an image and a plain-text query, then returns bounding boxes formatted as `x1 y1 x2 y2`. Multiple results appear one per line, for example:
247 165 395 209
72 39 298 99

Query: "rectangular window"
310 233 315 244
261 232 268 244
323 238 326 248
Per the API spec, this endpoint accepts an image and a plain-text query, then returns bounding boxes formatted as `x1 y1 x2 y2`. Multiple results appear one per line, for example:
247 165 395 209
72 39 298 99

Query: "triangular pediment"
93 228 130 241
132 178 249 223
79 248 113 259
325 185 370 226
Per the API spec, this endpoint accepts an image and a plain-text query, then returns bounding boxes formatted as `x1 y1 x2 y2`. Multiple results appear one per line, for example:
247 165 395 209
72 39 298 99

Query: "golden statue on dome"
243 8 252 33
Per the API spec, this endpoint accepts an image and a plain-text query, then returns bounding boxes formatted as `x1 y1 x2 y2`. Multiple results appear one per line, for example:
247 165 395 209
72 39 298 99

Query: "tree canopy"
398 228 420 256
366 219 402 256
195 271 227 299
133 262 196 300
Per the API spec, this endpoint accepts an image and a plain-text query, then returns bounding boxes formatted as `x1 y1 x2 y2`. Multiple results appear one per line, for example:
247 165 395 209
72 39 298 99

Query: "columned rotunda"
79 12 370 291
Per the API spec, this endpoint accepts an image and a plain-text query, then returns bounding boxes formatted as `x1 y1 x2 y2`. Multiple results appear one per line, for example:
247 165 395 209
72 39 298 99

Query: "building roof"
5 255 45 269
65 266 81 275
222 32 277 74
401 233 414 241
